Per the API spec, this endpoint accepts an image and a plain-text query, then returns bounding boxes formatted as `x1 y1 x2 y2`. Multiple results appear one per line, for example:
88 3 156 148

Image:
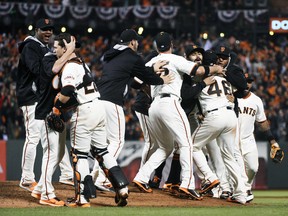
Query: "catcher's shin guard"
90 146 109 163
90 145 110 175
83 175 97 201
71 149 82 203
90 146 129 189
71 148 96 202
107 166 129 190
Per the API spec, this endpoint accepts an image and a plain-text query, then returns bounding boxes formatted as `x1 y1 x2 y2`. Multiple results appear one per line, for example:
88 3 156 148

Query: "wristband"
264 129 275 142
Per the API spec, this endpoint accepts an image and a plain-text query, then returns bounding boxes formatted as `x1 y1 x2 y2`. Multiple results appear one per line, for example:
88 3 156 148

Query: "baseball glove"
270 143 284 163
46 112 65 133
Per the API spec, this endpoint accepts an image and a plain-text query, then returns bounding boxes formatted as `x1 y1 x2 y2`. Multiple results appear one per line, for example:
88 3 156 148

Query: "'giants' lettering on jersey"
238 106 256 116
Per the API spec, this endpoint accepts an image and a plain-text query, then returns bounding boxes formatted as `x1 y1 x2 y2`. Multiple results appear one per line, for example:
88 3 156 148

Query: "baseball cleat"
95 183 115 193
19 181 37 192
199 179 220 195
39 197 66 207
227 196 246 205
67 201 91 208
177 187 203 200
115 187 129 207
246 190 254 203
203 190 214 197
31 192 41 200
169 184 180 195
132 180 153 193
59 178 74 186
149 175 161 189
162 183 172 192
220 191 233 200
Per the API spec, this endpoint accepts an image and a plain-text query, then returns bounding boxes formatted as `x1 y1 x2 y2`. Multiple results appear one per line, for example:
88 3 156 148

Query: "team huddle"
16 18 284 207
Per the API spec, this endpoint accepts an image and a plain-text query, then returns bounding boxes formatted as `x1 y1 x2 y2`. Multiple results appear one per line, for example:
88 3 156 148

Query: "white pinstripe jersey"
145 53 196 99
238 92 266 140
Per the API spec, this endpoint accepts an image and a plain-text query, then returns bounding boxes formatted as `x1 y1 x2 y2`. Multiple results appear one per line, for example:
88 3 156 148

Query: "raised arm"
52 36 76 74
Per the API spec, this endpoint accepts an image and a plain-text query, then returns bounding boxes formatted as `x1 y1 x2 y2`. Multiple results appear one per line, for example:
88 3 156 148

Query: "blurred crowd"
1 29 288 142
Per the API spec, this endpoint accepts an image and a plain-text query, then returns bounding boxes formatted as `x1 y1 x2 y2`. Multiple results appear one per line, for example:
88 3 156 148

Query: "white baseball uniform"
134 53 197 190
61 60 119 204
135 111 158 167
20 104 42 185
32 121 64 200
237 91 266 191
192 75 247 203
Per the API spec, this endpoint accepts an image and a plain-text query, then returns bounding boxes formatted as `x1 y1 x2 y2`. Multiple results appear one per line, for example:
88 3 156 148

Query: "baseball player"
196 50 232 199
212 45 249 199
192 68 247 204
17 18 54 192
215 45 249 116
36 37 78 187
53 33 129 207
151 45 217 191
133 32 223 200
94 29 173 189
236 74 284 202
131 50 159 169
30 36 78 207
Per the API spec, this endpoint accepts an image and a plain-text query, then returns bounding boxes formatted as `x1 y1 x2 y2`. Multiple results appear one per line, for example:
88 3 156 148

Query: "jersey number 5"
207 80 231 96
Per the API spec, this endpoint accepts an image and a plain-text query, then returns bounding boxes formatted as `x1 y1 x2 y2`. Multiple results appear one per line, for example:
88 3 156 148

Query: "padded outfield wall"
1 139 287 189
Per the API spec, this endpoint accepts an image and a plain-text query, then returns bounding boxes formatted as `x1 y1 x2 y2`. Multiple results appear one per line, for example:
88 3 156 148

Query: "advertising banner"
0 140 7 181
270 17 288 33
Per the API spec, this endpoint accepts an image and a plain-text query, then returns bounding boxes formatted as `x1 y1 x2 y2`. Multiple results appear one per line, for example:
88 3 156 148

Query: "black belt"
160 93 171 98
207 106 232 113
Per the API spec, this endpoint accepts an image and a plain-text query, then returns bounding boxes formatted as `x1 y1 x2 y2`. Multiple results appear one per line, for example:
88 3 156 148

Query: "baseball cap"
215 45 230 58
35 18 54 30
155 32 172 52
119 29 143 43
203 50 218 66
185 45 204 57
245 73 254 83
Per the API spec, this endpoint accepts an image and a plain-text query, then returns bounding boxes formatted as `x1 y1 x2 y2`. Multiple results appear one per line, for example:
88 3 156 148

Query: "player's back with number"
62 61 99 104
199 75 232 113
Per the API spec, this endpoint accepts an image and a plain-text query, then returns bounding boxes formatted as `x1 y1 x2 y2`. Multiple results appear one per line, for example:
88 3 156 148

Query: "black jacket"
225 64 248 98
224 52 248 116
132 50 158 115
16 36 50 107
97 46 163 106
35 53 59 119
181 74 206 116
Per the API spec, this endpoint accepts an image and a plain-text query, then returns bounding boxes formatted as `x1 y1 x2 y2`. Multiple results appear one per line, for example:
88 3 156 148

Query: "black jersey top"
35 52 59 120
132 50 158 116
97 45 164 106
224 52 248 116
180 74 207 116
16 36 50 107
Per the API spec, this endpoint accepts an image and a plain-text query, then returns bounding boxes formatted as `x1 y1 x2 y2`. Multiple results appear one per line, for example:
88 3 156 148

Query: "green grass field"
1 190 287 216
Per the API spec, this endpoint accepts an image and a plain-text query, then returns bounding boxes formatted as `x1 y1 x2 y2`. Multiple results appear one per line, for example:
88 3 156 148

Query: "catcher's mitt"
270 143 284 163
46 112 65 133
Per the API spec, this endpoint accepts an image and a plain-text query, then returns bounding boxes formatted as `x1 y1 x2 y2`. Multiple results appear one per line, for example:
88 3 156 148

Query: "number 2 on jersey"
84 82 96 94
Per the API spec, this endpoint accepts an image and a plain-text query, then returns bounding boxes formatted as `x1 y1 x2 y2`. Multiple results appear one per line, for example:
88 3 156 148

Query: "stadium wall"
1 139 288 189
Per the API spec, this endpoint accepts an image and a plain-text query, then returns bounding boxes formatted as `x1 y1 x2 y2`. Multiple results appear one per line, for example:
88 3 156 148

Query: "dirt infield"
0 181 246 208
